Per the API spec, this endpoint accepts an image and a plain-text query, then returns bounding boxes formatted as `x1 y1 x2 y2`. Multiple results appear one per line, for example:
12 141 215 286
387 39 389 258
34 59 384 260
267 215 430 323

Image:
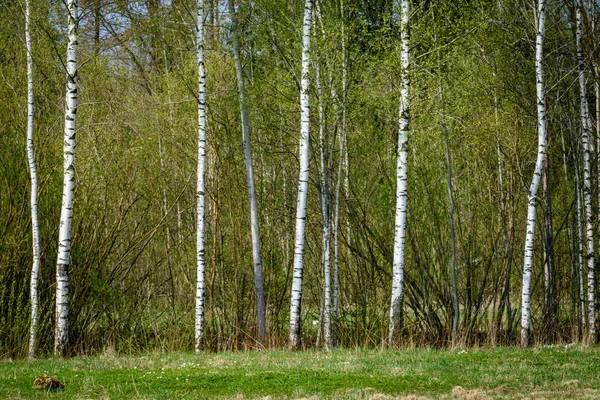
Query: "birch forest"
3 0 600 358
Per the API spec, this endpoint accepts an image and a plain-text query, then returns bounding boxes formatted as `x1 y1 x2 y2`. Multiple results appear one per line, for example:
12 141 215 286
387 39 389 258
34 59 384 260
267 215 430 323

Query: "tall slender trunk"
576 0 595 343
227 0 266 347
332 132 344 349
195 0 207 353
289 0 314 349
158 133 175 307
332 0 348 348
574 153 586 332
520 0 546 347
313 4 337 350
495 98 514 341
388 0 410 346
542 155 557 339
26 0 41 360
560 114 578 337
344 143 350 270
55 0 78 356
159 50 177 308
439 83 459 346
315 53 332 350
595 32 600 346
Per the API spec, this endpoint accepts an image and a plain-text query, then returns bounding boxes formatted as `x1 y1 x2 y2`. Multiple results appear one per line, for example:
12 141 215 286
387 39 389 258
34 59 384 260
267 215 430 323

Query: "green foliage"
0 0 596 357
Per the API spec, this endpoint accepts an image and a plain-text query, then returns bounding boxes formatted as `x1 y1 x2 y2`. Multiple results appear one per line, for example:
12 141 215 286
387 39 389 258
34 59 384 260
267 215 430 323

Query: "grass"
2 345 600 399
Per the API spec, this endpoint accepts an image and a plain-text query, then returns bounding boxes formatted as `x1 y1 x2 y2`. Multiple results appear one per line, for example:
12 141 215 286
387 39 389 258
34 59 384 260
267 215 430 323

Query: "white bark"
26 0 41 360
289 0 314 349
576 0 595 343
575 159 585 331
521 0 546 347
331 0 347 348
594 3 600 344
388 0 410 346
332 132 344 349
227 0 266 346
597 69 600 338
195 0 208 353
55 0 78 356
315 55 332 350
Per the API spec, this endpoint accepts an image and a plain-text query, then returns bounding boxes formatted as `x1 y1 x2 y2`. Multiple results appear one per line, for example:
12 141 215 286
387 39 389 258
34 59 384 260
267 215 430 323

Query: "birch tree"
574 148 585 332
195 0 208 353
542 155 557 337
596 28 600 346
388 0 410 346
55 0 79 356
315 53 332 350
227 0 266 346
25 0 41 360
331 0 348 347
332 130 344 348
289 0 314 349
520 0 546 347
575 0 595 343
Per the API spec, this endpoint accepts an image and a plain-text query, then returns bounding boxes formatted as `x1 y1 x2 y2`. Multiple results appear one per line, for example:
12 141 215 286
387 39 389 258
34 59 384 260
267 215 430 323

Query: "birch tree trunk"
332 131 344 349
26 0 41 360
55 0 78 356
289 0 314 349
597 71 600 341
195 0 208 353
388 0 410 346
542 155 557 338
587 1 600 342
313 2 337 351
576 0 595 343
227 0 266 346
315 55 332 350
332 2 348 348
574 155 586 332
520 0 546 347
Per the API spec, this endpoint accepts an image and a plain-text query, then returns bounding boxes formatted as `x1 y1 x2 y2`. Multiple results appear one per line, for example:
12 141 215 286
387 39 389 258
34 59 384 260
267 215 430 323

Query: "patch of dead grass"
450 386 488 400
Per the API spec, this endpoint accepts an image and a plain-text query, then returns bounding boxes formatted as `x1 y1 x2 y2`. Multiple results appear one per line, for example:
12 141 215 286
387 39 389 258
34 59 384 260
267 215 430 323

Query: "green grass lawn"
2 346 600 399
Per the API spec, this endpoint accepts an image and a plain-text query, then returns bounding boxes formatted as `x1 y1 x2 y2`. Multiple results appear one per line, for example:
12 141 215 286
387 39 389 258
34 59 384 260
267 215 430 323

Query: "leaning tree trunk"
520 0 546 348
576 0 595 343
26 0 41 360
388 0 410 346
195 0 208 353
289 0 314 349
55 0 78 357
227 0 266 347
